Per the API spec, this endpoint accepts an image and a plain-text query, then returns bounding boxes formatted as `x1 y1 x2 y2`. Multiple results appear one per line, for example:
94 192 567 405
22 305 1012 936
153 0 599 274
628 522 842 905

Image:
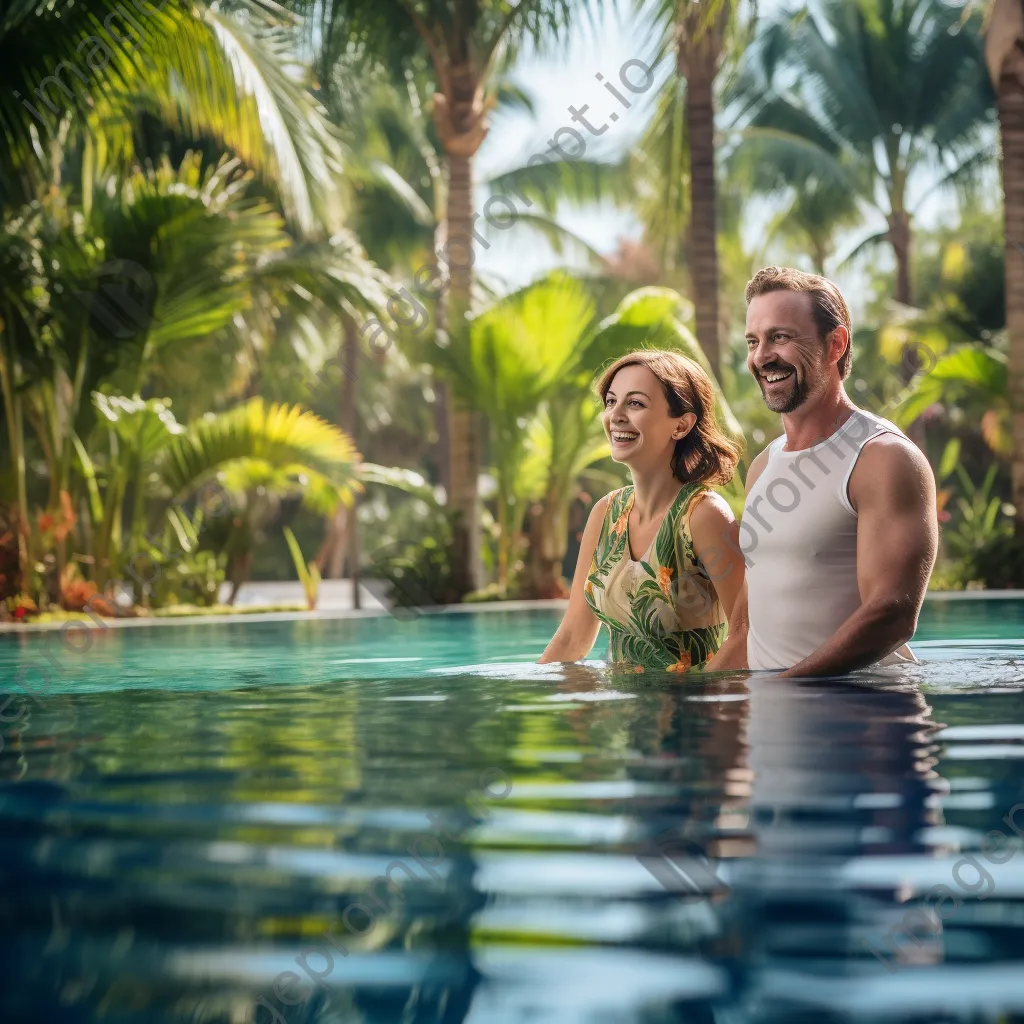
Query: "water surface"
2 602 1023 1023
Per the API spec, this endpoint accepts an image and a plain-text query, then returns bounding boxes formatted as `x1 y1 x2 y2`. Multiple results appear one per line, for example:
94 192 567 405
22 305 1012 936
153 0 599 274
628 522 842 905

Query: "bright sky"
474 0 659 290
471 0 994 321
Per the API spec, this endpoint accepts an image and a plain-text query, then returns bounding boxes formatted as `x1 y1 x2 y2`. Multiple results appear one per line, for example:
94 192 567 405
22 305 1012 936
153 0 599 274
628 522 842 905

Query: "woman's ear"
672 412 698 440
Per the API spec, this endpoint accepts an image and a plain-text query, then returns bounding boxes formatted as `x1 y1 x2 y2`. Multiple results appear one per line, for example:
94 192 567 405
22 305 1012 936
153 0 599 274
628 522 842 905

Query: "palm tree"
1 0 343 235
311 0 584 596
1 0 367 589
315 61 535 591
78 394 362 592
892 344 1010 452
432 274 597 588
433 273 743 595
673 0 733 372
726 132 863 274
984 0 1024 532
486 77 684 282
732 0 995 306
486 0 744 369
0 152 389 600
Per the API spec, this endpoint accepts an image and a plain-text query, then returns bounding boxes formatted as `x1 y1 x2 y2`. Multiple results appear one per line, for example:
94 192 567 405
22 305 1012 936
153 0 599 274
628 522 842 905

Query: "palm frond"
485 156 634 216
158 398 361 502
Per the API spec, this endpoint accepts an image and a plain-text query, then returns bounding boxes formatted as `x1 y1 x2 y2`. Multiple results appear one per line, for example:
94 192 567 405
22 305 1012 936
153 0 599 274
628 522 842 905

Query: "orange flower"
657 565 673 597
633 664 644 674
611 509 629 537
666 652 692 673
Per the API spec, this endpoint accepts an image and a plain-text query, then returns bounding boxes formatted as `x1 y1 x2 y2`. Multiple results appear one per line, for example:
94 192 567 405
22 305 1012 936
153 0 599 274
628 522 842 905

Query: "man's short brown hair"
744 266 853 380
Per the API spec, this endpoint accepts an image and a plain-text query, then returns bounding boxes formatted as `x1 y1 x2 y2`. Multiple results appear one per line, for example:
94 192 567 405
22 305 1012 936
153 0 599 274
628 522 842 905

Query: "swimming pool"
2 600 1023 1022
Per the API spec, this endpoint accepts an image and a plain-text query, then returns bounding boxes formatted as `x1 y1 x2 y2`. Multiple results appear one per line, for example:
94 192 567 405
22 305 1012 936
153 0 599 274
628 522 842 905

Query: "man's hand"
781 434 937 678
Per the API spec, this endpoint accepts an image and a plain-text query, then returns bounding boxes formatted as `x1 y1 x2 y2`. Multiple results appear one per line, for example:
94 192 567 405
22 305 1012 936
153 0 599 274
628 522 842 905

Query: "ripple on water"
1 617 1023 1022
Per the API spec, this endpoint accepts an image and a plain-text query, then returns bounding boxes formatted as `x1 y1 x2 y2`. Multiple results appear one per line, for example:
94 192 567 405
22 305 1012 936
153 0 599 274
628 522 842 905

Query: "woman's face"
601 364 695 470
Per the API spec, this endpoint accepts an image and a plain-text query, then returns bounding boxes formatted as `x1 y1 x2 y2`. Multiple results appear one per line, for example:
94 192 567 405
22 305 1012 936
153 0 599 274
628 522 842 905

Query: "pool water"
1 601 1023 1023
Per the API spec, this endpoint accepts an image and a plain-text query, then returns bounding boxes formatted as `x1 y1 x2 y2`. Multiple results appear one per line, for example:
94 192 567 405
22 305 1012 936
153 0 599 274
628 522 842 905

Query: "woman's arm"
704 580 748 671
537 494 610 664
699 448 772 672
688 492 748 671
687 492 745 621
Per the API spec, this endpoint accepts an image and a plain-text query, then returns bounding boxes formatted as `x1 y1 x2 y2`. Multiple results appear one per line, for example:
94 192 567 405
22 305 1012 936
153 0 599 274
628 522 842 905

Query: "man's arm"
780 435 937 678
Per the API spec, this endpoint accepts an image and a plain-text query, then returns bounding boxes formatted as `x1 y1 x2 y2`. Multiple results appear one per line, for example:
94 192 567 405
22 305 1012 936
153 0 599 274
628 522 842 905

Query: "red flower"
14 607 26 620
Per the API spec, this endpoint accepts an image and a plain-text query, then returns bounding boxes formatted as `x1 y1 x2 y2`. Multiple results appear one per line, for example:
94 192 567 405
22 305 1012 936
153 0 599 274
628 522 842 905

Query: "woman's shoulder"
595 486 631 515
580 490 617 534
683 488 737 558
681 486 734 530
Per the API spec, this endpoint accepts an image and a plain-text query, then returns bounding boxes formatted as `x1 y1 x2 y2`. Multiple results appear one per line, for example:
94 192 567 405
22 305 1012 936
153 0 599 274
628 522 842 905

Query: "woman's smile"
609 428 640 451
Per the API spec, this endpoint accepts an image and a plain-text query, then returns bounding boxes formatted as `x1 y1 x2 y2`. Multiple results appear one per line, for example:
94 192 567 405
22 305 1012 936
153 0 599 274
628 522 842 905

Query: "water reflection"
722 677 945 1021
1 650 1023 1022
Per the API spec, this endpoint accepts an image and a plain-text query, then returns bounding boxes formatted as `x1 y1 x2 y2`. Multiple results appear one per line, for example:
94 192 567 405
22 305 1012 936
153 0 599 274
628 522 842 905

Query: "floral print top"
584 483 727 673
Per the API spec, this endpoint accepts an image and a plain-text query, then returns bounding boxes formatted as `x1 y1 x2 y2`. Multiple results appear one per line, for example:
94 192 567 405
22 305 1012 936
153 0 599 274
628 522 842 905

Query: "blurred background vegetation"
1 0 1022 620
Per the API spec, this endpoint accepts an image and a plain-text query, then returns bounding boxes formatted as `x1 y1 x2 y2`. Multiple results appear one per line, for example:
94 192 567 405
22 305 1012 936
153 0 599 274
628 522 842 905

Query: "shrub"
367 513 463 609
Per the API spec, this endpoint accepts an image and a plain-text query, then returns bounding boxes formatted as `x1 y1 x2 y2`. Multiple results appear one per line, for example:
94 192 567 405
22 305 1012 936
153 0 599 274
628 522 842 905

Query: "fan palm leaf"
158 398 361 503
729 0 995 300
2 0 341 234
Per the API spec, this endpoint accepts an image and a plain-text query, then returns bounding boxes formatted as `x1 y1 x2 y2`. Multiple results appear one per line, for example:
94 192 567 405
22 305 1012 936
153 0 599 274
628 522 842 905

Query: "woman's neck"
629 466 683 524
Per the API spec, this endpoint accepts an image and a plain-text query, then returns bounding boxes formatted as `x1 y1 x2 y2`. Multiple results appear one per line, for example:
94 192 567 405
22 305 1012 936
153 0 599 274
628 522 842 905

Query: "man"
707 266 937 676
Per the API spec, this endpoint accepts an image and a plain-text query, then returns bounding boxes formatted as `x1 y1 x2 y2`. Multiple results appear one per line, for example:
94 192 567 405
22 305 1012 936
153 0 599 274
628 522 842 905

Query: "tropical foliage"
2 0 1023 622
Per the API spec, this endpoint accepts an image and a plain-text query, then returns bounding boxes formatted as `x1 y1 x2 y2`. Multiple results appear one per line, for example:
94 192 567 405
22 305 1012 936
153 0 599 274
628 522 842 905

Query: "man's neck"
780 386 858 452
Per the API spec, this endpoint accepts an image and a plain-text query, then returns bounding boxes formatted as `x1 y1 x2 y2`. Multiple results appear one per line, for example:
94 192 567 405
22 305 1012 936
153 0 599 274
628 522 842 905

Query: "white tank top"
743 408 915 671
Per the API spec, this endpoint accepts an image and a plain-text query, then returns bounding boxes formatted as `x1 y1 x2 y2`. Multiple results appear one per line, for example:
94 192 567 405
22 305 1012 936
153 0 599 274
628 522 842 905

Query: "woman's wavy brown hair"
595 349 742 487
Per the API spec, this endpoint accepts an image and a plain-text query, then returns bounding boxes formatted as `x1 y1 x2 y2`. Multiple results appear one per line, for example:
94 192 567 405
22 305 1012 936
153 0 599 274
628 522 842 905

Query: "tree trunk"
340 314 361 609
996 42 1024 540
0 324 31 592
442 151 482 596
432 63 490 598
679 6 724 373
523 487 571 599
888 210 913 306
431 225 452 499
886 208 928 447
9 390 30 596
315 505 347 579
226 552 251 606
434 379 452 498
810 236 828 277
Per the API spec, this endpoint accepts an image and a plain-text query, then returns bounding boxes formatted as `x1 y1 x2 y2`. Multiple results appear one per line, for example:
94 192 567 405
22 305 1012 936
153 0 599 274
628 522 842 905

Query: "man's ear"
829 325 850 365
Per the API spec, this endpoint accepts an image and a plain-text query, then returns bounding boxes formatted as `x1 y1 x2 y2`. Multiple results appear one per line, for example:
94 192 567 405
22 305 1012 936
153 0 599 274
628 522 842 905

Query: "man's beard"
757 362 808 413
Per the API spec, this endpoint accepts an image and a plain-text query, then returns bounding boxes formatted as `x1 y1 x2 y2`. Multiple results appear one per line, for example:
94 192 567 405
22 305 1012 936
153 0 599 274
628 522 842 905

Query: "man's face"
744 291 832 413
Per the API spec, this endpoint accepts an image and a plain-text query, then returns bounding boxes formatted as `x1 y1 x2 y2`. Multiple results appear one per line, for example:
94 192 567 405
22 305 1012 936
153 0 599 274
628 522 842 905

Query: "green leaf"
938 438 961 482
72 433 104 525
158 398 359 510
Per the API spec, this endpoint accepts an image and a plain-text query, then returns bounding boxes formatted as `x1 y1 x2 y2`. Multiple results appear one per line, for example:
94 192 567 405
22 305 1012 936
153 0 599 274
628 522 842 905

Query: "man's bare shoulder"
745 442 775 492
850 431 935 512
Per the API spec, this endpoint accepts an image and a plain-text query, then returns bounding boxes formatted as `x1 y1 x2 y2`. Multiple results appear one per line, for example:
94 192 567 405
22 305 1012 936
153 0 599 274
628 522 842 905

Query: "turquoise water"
1 601 1023 1022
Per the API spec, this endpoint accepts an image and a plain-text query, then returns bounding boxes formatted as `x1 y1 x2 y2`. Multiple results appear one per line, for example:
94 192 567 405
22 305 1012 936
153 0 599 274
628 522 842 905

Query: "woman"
539 350 746 673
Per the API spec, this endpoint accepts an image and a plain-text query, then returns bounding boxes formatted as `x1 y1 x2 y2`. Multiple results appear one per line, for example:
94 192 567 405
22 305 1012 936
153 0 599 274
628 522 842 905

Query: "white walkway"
216 578 388 611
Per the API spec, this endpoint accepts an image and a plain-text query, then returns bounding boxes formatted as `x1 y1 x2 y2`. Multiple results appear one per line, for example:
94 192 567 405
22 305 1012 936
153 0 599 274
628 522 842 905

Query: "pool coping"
2 591 1022 634
0 598 572 633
